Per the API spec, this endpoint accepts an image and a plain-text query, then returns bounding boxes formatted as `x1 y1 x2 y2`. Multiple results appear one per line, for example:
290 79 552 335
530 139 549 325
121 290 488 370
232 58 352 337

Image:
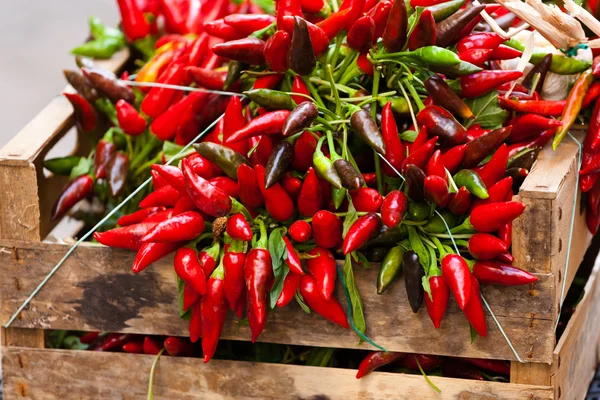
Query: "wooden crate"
0 48 597 398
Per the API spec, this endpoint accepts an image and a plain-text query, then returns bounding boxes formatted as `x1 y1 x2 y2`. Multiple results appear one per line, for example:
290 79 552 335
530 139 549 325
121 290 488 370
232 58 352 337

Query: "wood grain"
0 241 556 362
1 347 554 400
552 253 600 400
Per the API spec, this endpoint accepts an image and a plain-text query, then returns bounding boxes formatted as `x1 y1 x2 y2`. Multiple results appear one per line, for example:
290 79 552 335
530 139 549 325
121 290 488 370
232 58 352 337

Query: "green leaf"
343 199 359 237
399 130 418 142
422 275 432 301
344 254 366 335
231 198 253 221
470 325 477 343
407 226 430 270
252 0 276 14
70 157 92 179
295 292 311 314
268 227 288 308
89 16 124 42
464 90 507 129
44 156 82 176
63 335 89 350
353 251 371 269
176 275 191 320
162 141 195 163
415 356 442 394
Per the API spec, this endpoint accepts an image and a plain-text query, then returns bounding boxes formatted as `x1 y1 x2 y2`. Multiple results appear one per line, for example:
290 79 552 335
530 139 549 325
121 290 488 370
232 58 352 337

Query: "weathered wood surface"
513 133 592 309
1 347 554 400
0 240 555 362
552 253 600 400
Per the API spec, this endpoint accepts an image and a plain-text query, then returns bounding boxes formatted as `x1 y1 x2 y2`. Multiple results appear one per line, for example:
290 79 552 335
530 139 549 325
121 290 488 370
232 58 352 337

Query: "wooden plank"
1 328 44 348
510 363 552 386
0 164 42 241
0 49 129 166
551 251 600 400
1 347 554 399
0 241 556 362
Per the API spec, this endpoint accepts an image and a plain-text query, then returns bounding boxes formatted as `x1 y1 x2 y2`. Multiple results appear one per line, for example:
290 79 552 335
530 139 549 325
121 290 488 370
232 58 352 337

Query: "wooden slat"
1 328 44 348
510 363 552 386
0 241 556 362
1 347 554 400
552 251 600 400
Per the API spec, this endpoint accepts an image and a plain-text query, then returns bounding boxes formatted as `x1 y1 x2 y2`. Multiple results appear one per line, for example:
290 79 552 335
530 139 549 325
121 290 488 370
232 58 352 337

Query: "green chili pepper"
224 61 246 90
377 245 406 294
506 38 591 75
423 0 465 22
408 201 430 221
378 97 410 115
424 210 456 233
414 46 461 67
431 61 482 77
194 142 251 180
313 136 343 189
71 38 124 59
244 89 297 111
453 170 489 199
332 187 347 209
44 156 83 176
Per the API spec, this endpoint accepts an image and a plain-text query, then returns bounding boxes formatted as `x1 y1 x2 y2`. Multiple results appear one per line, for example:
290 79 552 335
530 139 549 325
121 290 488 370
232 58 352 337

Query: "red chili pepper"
253 74 284 90
586 98 600 153
289 220 312 242
51 175 94 221
226 213 253 241
368 0 392 43
80 332 101 345
472 143 508 188
116 99 146 136
119 208 165 226
199 241 220 277
357 53 374 76
507 129 554 159
255 164 295 222
407 127 427 153
456 32 504 53
300 274 349 328
471 201 526 233
457 4 501 37
458 48 493 67
143 336 163 355
588 207 600 234
185 67 227 90
132 241 184 273
186 153 222 180
189 301 202 343
498 98 565 117
282 172 303 201
463 276 487 337
380 190 408 228
152 170 168 189
151 92 209 141
209 176 238 198
381 102 405 176
183 157 232 217
402 136 438 173
489 44 522 60
174 247 207 295
277 0 304 31
141 61 186 118
93 139 116 180
201 268 228 363
350 187 383 212
495 252 514 264
101 333 134 351
343 212 382 254
317 8 351 40
249 135 274 167
347 15 375 53
508 114 563 143
300 0 328 14
498 222 512 247
461 70 522 98
312 210 343 248
183 283 201 312
282 237 304 275
441 254 471 310
424 175 450 206
226 111 291 144
441 144 467 174
382 0 407 52
117 0 151 41
468 233 508 260
473 260 538 286
339 0 367 30
264 30 291 72
425 274 449 328
408 9 436 51
63 92 96 132
224 14 275 36
94 222 156 250
471 176 513 209
163 336 195 357
140 211 204 243
245 220 274 342
142 209 174 224
173 196 197 215
306 247 337 300
223 239 247 310
425 150 445 180
463 358 511 375
188 34 210 67
298 167 324 216
276 271 302 307
292 131 317 173
356 351 405 379
292 76 311 104
237 164 264 209
152 164 191 200
212 38 266 65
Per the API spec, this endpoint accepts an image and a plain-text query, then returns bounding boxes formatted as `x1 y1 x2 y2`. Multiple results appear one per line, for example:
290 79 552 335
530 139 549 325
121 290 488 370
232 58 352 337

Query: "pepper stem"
326 131 341 161
255 219 268 249
326 64 342 116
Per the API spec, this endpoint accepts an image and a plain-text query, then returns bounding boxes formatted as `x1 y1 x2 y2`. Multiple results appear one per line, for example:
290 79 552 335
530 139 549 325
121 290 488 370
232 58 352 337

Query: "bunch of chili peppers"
46 0 600 363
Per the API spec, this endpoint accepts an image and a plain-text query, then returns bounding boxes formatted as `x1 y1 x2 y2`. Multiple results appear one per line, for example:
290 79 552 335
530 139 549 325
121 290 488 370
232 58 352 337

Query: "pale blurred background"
0 0 118 149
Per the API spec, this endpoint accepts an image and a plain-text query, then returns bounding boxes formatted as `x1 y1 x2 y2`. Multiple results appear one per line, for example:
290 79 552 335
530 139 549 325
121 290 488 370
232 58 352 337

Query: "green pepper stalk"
313 136 343 189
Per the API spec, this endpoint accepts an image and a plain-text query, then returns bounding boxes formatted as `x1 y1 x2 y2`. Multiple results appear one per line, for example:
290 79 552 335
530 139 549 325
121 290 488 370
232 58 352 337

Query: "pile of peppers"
45 0 600 365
